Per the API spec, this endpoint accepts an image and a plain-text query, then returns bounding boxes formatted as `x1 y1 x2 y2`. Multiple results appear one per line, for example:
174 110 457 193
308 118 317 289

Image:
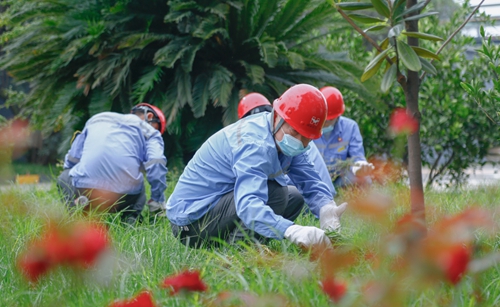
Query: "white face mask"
322 125 334 134
276 128 310 156
322 118 338 134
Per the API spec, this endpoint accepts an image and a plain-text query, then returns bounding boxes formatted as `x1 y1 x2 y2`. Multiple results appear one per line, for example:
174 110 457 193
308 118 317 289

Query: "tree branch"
420 0 485 80
336 7 394 65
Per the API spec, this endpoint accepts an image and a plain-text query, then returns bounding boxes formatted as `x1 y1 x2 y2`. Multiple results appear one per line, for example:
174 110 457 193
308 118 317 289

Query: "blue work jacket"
285 142 335 197
166 112 333 239
63 112 167 202
313 116 367 175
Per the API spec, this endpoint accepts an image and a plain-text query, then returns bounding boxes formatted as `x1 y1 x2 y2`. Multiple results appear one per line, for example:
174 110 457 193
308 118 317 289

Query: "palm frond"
132 66 164 103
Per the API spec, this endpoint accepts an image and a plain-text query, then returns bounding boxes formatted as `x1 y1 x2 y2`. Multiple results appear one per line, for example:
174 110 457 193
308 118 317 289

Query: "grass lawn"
1 180 499 307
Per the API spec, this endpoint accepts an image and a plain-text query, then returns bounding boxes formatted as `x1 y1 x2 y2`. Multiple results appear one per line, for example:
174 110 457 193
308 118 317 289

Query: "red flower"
68 222 109 267
109 290 156 307
438 245 470 285
161 270 207 295
321 277 347 303
389 108 418 135
17 248 52 282
17 221 110 283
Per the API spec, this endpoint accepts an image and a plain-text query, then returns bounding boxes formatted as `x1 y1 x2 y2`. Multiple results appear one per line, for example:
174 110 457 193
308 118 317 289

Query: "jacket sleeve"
287 153 333 218
144 132 168 203
63 130 86 169
232 140 293 239
348 122 367 163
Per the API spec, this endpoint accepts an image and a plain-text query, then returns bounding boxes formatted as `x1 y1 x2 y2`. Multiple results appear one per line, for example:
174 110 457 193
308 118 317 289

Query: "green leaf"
480 25 485 38
381 63 396 93
361 48 391 82
396 40 421 71
392 0 407 22
336 2 374 10
240 61 266 84
396 1 428 19
388 24 404 38
132 66 164 103
286 51 305 70
460 82 474 94
175 68 193 108
403 11 439 22
347 13 386 24
259 38 278 68
191 73 210 117
402 31 444 41
380 37 390 50
411 46 440 61
364 24 388 32
153 37 192 68
419 57 437 75
209 65 233 107
370 0 390 18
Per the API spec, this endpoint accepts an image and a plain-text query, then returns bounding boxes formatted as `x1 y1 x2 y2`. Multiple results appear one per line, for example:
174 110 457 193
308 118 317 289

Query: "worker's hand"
320 202 347 232
147 199 165 214
352 161 374 176
284 225 332 248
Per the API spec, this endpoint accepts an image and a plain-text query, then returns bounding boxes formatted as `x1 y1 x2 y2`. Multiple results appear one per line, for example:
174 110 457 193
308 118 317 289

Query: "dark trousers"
171 180 304 248
56 169 146 218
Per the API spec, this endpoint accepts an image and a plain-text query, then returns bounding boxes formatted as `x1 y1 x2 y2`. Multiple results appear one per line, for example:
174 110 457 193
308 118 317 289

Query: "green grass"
1 182 500 306
11 162 60 177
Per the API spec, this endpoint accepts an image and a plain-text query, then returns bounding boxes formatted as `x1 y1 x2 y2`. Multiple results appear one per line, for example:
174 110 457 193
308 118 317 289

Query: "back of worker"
68 112 160 194
58 103 168 224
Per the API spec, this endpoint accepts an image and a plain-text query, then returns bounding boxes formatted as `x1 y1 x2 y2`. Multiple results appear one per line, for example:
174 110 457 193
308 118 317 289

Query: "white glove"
147 199 165 213
352 161 374 176
284 225 332 248
319 202 348 232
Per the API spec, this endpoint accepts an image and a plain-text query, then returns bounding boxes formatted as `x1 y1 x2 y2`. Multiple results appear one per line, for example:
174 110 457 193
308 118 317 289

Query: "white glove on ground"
147 199 165 213
352 161 375 176
319 202 348 232
284 225 332 248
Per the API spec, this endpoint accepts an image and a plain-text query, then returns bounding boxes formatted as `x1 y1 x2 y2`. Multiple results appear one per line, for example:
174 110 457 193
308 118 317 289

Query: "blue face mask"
322 125 334 134
277 129 310 157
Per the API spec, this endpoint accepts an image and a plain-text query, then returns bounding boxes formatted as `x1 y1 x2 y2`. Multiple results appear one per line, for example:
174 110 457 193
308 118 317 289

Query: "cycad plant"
0 0 370 167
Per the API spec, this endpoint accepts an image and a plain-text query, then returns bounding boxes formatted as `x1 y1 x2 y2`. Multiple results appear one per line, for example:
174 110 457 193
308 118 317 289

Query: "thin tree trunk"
405 0 426 222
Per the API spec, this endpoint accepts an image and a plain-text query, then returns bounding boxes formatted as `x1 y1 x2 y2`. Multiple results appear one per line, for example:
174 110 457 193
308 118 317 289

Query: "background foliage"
0 0 370 169
0 0 498 185
321 1 500 186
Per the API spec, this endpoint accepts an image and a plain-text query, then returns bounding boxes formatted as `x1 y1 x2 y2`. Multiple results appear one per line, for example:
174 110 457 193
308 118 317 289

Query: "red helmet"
132 103 167 134
273 84 327 139
238 93 271 119
320 86 345 120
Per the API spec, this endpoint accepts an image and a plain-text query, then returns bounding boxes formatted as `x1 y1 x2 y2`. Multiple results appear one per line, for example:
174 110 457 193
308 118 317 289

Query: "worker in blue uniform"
57 103 168 224
313 87 374 188
237 92 336 197
166 84 347 248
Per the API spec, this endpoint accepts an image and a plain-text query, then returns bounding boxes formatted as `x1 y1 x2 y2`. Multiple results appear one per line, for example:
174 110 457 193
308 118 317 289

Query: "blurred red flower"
109 290 156 307
17 247 51 282
438 244 471 285
17 221 110 282
68 222 109 267
389 108 418 135
161 270 207 295
321 277 347 303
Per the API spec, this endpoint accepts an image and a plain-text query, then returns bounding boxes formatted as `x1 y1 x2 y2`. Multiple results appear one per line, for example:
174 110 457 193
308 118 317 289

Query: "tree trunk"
405 0 426 222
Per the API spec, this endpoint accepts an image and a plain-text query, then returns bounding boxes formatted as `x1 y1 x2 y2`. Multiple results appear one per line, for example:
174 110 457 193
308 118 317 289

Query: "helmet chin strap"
271 109 285 135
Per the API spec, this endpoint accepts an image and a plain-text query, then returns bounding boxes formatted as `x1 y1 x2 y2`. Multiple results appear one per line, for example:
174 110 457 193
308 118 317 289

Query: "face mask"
322 125 334 134
277 129 310 157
